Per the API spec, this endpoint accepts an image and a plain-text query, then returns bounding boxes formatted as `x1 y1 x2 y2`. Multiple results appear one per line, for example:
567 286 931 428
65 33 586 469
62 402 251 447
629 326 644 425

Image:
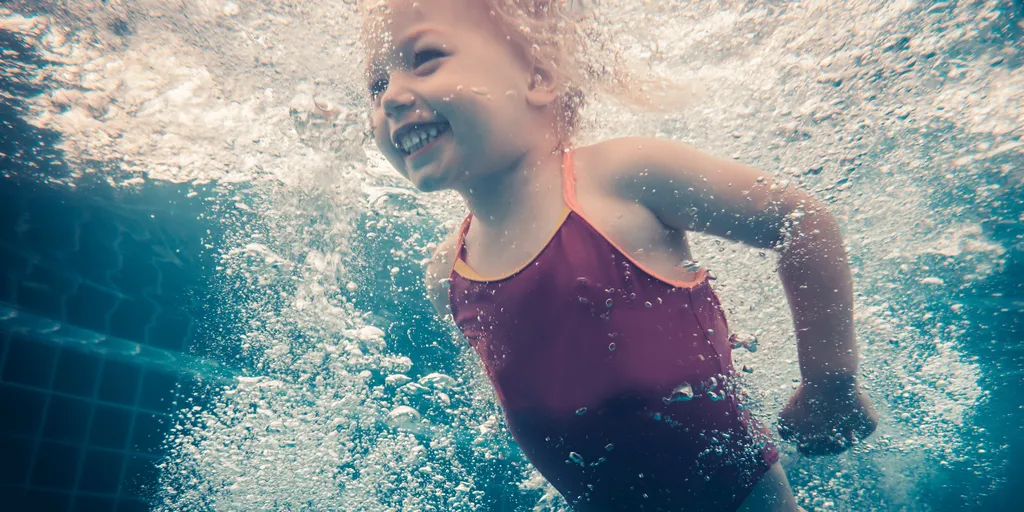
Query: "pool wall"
0 170 223 510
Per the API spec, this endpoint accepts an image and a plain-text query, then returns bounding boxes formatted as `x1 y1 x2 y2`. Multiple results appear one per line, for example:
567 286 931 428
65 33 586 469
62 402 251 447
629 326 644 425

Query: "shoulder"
574 136 714 175
571 137 709 199
575 137 822 250
424 228 461 317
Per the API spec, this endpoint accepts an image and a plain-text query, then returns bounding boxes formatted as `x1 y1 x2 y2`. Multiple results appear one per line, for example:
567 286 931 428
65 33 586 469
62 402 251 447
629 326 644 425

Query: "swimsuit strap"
452 212 473 272
560 148 582 212
451 149 573 278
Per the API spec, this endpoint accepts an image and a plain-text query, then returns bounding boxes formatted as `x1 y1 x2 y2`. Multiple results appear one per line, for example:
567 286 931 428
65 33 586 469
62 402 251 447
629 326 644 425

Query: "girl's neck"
458 142 566 230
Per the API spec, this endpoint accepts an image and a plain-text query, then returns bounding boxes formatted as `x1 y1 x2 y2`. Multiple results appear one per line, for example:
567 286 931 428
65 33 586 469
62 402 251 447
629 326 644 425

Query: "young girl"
364 0 878 510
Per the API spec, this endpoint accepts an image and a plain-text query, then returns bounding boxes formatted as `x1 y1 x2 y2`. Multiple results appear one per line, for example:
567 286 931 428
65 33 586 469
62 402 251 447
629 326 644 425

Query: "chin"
412 173 448 193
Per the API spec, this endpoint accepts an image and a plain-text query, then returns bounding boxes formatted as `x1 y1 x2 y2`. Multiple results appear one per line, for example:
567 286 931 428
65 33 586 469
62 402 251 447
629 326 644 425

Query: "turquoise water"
2 0 1022 510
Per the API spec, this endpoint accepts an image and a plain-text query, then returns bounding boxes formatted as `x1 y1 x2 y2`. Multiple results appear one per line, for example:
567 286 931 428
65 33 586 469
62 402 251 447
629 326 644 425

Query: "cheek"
370 114 390 148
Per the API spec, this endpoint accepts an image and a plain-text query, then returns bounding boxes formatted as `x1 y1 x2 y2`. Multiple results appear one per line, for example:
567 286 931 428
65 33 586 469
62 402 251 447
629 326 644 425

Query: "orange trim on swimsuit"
453 150 708 288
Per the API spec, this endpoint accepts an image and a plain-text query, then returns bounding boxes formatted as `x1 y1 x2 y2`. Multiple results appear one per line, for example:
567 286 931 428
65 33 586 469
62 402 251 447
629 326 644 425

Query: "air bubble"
576 407 588 415
680 259 701 272
608 342 616 351
729 332 758 353
663 382 694 403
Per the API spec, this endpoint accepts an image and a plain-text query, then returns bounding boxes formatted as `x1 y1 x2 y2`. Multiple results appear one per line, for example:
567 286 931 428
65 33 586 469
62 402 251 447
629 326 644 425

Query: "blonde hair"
485 0 649 140
363 0 670 142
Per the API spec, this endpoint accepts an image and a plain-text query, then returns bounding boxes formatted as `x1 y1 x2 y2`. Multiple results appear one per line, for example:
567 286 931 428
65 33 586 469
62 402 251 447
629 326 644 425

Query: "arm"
588 137 876 453
591 137 856 384
424 231 461 319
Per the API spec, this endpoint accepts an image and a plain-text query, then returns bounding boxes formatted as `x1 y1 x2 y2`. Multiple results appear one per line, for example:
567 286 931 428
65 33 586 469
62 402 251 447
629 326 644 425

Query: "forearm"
775 203 858 385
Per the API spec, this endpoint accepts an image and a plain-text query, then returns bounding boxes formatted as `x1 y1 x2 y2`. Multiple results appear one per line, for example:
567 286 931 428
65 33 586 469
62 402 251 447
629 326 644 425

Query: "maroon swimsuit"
448 150 779 511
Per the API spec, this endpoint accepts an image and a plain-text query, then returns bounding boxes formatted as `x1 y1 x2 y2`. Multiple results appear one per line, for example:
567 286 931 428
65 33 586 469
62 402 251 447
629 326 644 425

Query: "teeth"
398 124 446 154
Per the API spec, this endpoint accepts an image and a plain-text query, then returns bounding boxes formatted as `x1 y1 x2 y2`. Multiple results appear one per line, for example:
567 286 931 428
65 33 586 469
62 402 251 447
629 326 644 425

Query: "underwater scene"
0 0 1021 511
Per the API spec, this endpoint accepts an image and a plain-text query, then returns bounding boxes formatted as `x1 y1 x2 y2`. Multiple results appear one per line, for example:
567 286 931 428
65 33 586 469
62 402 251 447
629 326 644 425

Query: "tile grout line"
1 378 175 417
20 342 62 489
69 356 106 505
114 366 149 504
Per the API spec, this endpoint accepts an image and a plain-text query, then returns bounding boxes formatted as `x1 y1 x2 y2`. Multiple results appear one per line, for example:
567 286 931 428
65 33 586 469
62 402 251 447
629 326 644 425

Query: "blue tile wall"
0 355 190 511
51 349 102 399
0 176 216 352
78 449 125 495
0 165 226 511
22 489 72 511
32 442 81 489
64 283 120 336
97 361 141 406
0 435 33 486
2 335 58 388
43 395 91 445
89 406 133 451
0 386 47 437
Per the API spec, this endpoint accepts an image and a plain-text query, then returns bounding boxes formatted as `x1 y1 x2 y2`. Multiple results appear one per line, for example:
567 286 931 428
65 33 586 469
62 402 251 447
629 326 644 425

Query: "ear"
525 59 560 108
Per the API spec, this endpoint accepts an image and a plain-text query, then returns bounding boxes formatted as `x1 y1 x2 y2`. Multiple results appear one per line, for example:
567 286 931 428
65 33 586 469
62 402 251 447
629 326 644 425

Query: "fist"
778 379 879 456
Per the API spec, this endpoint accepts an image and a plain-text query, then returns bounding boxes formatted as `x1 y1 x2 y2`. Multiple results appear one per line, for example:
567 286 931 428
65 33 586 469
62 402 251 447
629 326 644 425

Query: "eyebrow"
367 26 442 76
395 26 438 51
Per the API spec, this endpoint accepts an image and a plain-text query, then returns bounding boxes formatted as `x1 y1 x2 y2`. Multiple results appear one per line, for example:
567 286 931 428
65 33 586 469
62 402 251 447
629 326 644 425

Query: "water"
1 0 1021 510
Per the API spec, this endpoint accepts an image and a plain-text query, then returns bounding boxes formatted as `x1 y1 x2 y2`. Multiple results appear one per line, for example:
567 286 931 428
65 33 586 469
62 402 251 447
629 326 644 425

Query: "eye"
413 48 445 69
369 78 389 99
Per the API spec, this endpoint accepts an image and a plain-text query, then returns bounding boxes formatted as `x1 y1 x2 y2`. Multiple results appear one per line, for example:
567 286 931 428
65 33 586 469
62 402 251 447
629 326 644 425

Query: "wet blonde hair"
362 0 658 142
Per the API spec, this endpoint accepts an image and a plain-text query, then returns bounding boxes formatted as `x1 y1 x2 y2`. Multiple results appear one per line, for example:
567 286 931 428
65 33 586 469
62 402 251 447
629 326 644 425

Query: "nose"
381 79 416 120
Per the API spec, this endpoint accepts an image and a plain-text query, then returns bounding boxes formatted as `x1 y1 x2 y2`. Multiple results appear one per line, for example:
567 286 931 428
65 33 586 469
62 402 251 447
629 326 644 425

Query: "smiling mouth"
394 122 451 155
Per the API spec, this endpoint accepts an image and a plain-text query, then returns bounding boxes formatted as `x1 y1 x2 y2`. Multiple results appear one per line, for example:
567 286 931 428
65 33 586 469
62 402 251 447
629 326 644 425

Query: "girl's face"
366 0 549 193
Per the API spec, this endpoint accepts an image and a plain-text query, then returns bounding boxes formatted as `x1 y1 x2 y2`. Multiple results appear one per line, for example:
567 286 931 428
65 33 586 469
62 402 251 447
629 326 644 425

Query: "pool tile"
43 394 92 444
24 489 72 512
138 370 177 413
108 298 158 344
89 404 133 451
129 412 168 455
30 441 81 488
65 283 120 335
72 494 117 512
0 435 33 485
0 385 47 436
77 448 124 494
1 335 58 388
122 453 160 498
97 360 140 406
115 498 151 512
52 349 101 398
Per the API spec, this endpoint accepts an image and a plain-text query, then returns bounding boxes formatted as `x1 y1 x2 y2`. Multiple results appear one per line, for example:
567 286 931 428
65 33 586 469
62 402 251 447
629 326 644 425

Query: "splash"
3 0 1019 510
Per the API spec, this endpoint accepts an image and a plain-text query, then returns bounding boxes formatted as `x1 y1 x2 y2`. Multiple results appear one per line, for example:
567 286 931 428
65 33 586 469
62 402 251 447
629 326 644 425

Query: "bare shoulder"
573 136 715 184
574 137 820 250
424 229 460 318
570 137 706 202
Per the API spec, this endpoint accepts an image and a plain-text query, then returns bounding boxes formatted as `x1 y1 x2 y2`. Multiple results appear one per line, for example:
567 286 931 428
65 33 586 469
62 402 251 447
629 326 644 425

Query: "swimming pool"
1 1 1021 510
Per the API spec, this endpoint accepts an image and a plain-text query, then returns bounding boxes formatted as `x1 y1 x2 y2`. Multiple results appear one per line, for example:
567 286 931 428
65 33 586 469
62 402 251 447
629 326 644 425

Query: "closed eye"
369 78 389 99
413 48 446 69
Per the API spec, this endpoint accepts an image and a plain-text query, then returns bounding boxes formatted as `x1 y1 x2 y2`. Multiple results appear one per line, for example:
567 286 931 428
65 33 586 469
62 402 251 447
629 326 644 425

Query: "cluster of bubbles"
3 0 1019 510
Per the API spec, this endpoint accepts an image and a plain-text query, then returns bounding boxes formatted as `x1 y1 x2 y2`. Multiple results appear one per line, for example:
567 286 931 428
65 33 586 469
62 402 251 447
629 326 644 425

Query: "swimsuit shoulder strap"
560 148 582 212
451 213 473 274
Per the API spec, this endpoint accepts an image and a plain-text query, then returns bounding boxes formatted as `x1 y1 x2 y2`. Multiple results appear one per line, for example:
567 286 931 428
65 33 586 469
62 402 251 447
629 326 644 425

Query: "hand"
778 378 878 456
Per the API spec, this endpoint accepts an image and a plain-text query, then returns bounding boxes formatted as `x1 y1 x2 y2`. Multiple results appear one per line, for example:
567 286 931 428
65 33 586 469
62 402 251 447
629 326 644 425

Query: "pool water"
1 1 1021 511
